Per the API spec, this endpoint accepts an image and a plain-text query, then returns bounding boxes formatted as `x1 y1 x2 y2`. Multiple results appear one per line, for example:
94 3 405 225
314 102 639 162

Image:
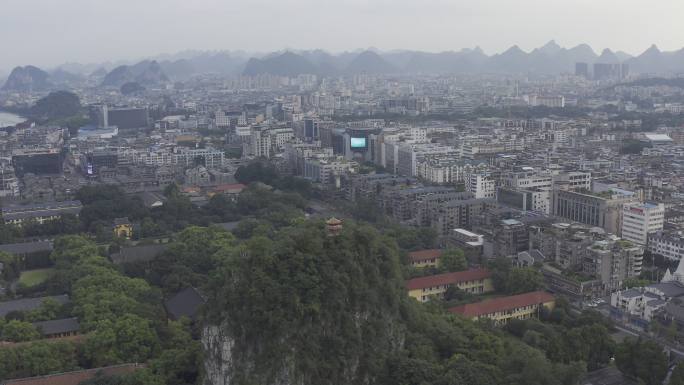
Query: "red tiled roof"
405 268 491 290
4 364 143 385
408 249 443 262
448 291 555 318
213 183 246 193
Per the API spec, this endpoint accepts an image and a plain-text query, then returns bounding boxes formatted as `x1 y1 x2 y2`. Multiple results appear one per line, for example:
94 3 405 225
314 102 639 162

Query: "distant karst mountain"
174 52 246 77
2 65 52 91
626 44 684 75
241 50 397 76
49 68 84 85
236 42 684 76
89 67 108 79
344 50 396 74
159 59 195 81
101 60 169 87
17 41 684 90
242 51 322 77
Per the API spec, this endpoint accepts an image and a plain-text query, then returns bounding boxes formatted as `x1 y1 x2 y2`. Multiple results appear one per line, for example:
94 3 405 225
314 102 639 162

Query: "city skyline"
2 0 684 71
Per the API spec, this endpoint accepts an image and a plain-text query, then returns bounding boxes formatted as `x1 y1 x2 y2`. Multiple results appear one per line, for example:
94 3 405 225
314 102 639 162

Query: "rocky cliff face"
202 312 405 385
202 325 235 385
202 324 303 385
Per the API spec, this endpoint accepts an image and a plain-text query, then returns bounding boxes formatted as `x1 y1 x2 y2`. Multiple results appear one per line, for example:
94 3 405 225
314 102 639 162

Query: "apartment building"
467 173 496 199
621 202 665 245
433 198 494 236
303 157 354 185
408 249 443 268
585 238 643 292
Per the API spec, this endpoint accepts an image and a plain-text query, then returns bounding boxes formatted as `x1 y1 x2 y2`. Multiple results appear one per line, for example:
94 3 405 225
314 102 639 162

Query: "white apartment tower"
621 202 665 245
467 173 496 199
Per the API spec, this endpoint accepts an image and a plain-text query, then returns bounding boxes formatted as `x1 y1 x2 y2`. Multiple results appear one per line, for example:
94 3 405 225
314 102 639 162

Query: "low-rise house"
0 241 53 268
113 217 133 239
512 250 545 267
541 263 604 299
450 228 484 248
0 241 53 258
449 291 555 325
0 295 69 318
138 191 166 208
109 244 169 265
408 249 442 268
405 268 493 302
32 317 80 339
581 366 637 385
659 301 684 328
610 287 669 322
207 183 246 201
611 258 684 324
1 363 143 385
165 287 205 321
1 201 82 226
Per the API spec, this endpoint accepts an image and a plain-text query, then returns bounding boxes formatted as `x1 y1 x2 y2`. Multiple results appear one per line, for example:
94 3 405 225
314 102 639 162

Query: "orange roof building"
405 268 494 302
449 291 555 325
408 249 443 268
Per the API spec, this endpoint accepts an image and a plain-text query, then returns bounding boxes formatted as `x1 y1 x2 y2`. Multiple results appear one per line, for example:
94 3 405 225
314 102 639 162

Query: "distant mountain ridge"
2 65 52 91
238 42 684 76
101 60 169 87
5 42 684 92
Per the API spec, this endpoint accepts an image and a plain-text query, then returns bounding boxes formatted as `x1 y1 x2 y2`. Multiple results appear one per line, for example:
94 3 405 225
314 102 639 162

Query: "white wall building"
552 171 592 191
648 231 684 261
610 287 667 322
467 173 496 199
621 202 665 245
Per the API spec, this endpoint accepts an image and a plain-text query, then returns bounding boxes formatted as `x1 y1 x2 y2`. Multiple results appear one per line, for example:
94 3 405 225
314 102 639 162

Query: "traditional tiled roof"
0 241 53 255
109 244 169 265
449 291 554 318
405 269 491 291
408 249 443 263
2 363 143 385
32 317 80 336
0 295 69 318
165 287 205 320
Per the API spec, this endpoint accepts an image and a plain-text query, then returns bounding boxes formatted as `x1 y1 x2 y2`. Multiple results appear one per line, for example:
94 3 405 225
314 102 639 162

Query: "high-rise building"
467 173 496 199
303 119 319 140
107 107 149 129
575 62 589 78
0 165 19 197
584 239 643 292
621 202 665 245
593 63 627 81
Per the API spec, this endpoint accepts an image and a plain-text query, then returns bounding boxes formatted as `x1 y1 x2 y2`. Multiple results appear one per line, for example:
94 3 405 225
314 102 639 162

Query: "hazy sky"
1 0 684 71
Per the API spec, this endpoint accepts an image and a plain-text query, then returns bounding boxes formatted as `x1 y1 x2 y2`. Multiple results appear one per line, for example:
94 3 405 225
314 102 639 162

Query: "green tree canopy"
438 249 467 272
31 91 81 120
615 338 668 385
0 320 40 342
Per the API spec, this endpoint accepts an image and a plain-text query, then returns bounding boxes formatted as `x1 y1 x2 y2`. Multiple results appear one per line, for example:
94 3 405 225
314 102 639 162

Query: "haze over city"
2 0 684 70
4 1 684 385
